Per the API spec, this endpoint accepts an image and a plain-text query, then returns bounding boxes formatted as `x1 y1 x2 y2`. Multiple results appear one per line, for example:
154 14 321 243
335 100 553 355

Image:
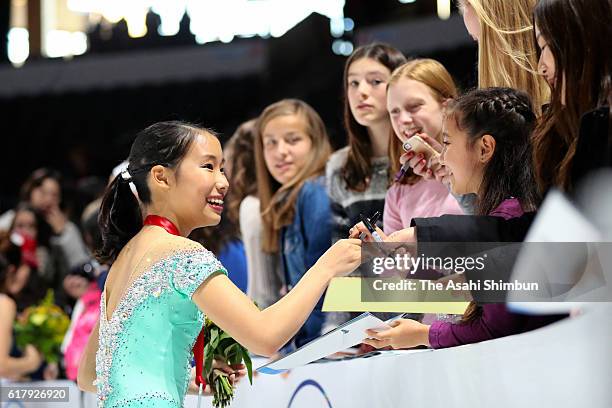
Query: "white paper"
522 190 601 242
508 190 609 314
256 313 394 374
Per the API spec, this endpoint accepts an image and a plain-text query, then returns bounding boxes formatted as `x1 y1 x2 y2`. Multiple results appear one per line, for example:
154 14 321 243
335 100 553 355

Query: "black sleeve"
571 107 611 191
410 213 536 243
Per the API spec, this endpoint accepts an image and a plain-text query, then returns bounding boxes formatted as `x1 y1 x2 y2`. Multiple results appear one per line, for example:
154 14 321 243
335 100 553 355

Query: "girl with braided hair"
352 87 563 349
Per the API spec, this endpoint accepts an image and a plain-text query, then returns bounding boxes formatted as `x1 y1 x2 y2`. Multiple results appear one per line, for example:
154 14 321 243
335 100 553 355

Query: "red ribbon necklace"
143 215 207 390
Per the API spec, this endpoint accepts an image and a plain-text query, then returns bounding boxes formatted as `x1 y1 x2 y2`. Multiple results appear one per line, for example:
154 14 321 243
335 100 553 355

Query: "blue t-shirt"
218 239 248 294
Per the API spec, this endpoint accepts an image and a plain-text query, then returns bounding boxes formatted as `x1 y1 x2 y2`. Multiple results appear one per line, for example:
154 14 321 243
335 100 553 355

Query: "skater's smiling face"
146 131 229 235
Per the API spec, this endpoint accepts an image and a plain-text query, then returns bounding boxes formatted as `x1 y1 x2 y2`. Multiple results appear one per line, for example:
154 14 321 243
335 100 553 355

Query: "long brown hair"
460 0 549 113
254 99 332 253
341 43 406 191
532 0 612 193
387 59 459 185
224 119 258 227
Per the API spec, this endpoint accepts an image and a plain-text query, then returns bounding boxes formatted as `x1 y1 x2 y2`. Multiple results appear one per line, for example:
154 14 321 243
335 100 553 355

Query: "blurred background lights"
7 0 358 66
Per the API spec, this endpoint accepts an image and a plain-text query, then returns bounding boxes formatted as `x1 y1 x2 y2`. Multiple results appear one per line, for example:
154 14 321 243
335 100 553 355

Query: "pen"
395 140 415 182
359 212 384 242
394 162 410 182
358 211 380 241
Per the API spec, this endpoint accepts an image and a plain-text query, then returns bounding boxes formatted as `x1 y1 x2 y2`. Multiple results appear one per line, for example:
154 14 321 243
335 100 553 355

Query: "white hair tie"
120 169 132 181
120 169 140 202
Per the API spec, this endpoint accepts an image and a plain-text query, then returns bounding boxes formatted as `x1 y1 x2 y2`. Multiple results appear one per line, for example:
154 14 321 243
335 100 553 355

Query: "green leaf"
204 344 214 375
225 343 240 360
217 338 233 355
241 348 253 384
218 332 231 341
210 327 220 349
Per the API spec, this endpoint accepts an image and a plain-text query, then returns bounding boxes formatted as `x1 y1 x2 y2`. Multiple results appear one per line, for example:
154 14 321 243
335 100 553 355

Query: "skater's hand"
213 359 246 386
187 360 246 395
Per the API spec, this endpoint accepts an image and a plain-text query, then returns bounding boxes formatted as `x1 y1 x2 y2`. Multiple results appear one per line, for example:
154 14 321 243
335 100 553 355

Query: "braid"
449 87 540 324
447 87 540 215
472 88 536 126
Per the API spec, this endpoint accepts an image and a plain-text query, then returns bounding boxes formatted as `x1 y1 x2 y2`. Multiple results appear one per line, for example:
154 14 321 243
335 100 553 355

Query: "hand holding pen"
348 212 388 243
397 133 447 183
349 219 417 243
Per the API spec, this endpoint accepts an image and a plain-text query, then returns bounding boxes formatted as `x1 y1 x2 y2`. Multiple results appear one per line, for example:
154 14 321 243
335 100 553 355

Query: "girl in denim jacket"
254 99 333 347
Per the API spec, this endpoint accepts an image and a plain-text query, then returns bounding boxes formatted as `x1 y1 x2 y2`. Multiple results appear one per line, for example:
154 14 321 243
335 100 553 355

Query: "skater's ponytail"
97 121 207 264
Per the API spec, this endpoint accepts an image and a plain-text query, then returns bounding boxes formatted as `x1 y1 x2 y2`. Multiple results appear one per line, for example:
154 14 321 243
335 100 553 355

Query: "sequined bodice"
95 248 226 408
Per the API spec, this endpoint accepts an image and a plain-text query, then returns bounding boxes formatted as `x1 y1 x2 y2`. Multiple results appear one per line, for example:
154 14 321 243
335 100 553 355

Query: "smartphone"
403 135 440 168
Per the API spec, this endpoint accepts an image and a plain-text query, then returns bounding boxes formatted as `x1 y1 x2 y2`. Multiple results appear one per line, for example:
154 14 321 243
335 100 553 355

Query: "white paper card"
508 190 608 314
256 313 395 374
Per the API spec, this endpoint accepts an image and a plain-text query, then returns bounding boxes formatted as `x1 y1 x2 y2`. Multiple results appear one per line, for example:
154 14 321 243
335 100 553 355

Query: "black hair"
446 87 540 216
97 121 211 264
82 206 102 253
10 202 53 248
0 233 21 296
533 0 612 192
19 168 62 203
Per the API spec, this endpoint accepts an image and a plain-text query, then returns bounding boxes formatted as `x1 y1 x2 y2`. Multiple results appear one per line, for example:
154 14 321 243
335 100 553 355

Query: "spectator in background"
326 43 406 242
63 199 108 302
384 59 464 235
0 168 90 270
254 99 333 347
324 43 406 334
58 172 123 381
532 0 611 192
9 203 68 308
61 200 108 381
407 0 550 185
457 0 549 112
189 120 270 294
397 0 609 244
357 88 559 349
233 119 285 307
0 232 57 381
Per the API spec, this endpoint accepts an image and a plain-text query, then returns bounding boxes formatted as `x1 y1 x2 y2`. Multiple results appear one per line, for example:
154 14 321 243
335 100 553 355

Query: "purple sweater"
428 198 566 349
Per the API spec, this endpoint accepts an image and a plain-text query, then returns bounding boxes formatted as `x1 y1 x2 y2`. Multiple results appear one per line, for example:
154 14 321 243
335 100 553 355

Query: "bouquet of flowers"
14 290 70 364
203 317 253 408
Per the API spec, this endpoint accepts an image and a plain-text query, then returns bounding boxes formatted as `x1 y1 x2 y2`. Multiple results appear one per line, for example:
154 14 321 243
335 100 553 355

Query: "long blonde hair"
387 59 459 185
462 0 549 113
254 99 332 253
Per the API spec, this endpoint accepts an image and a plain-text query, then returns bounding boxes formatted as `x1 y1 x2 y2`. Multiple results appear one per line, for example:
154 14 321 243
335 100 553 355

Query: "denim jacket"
280 176 332 347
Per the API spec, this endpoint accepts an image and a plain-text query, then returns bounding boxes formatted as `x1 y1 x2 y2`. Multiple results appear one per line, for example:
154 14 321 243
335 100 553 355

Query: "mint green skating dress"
95 247 227 407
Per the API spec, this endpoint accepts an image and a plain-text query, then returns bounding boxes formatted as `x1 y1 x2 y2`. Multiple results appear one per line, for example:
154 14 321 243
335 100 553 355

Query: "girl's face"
13 210 37 239
387 77 446 143
535 25 556 88
347 57 392 127
30 178 60 213
167 132 229 230
261 114 313 185
535 24 564 104
459 1 481 42
440 116 482 195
